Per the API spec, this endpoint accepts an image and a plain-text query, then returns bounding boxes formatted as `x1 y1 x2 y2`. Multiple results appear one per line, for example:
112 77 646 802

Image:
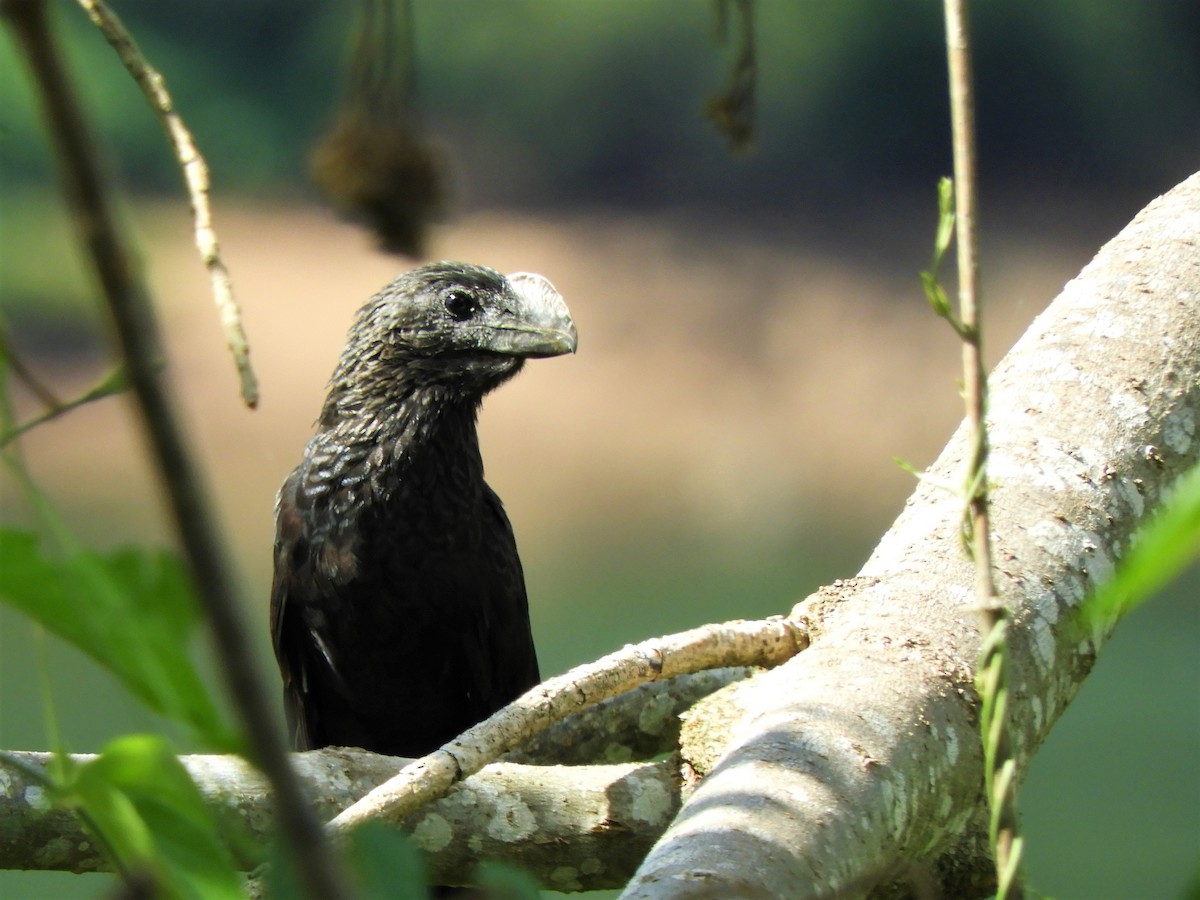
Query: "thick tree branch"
623 174 1200 898
0 750 680 891
0 669 746 888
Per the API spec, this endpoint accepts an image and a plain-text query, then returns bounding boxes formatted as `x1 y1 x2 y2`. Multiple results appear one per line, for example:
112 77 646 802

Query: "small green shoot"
1083 461 1200 625
0 364 130 447
920 176 958 326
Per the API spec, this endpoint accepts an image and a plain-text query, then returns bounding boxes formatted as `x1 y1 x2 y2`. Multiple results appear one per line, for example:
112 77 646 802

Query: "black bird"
271 262 576 756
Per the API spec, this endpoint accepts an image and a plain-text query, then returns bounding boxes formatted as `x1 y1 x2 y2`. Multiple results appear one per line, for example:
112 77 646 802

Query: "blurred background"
1 1 1197 897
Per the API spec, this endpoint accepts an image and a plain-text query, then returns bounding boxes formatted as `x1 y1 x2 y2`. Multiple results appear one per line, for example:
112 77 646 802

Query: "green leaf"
66 734 244 900
475 861 543 900
920 177 958 324
934 175 956 258
260 836 305 900
921 270 951 318
0 527 236 749
1084 461 1200 625
348 820 429 900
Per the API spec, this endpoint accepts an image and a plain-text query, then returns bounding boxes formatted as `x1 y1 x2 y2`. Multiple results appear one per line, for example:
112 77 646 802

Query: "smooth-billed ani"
271 261 576 756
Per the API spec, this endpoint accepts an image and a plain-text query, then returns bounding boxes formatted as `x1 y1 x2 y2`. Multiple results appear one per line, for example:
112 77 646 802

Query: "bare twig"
506 666 757 766
0 365 128 448
74 0 258 408
0 1 347 896
943 3 988 565
942 0 1023 895
329 617 806 834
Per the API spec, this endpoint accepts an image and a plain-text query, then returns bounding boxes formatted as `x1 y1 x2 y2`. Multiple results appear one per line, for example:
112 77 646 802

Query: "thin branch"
0 2 347 897
507 666 757 766
328 617 806 834
943 0 1023 895
944 2 989 570
74 0 258 408
0 365 128 448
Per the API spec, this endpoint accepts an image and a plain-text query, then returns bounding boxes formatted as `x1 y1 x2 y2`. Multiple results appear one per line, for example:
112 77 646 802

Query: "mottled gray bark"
0 749 679 890
327 619 803 835
509 667 757 766
623 174 1200 898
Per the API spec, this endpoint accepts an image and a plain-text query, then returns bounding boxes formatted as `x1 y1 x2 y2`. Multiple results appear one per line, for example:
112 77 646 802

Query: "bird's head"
328 262 577 412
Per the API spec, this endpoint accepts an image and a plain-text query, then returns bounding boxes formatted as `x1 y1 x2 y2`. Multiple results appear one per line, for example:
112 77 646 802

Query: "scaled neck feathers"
291 380 488 582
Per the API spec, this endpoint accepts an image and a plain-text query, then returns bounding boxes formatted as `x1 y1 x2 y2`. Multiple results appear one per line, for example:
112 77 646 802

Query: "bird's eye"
443 290 480 321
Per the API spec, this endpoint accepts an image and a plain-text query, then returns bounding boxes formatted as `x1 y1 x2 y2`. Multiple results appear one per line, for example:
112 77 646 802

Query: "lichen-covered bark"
624 175 1200 899
328 618 804 835
0 749 680 889
508 667 756 766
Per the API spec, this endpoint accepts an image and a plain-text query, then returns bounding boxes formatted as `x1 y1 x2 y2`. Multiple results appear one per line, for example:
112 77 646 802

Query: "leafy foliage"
0 526 236 751
346 822 429 900
2 303 243 892
60 734 246 900
474 861 544 900
920 176 956 322
262 821 430 899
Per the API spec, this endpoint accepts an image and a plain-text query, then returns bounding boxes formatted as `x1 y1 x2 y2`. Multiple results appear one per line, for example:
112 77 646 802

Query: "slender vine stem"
0 1 349 896
942 1 1024 897
0 363 129 448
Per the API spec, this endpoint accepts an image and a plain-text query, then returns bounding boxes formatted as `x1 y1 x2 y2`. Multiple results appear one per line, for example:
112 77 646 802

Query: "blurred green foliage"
0 526 236 749
2 1 1197 207
61 734 246 899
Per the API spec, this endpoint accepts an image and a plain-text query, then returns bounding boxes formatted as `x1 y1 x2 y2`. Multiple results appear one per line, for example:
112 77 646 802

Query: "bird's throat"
315 389 484 521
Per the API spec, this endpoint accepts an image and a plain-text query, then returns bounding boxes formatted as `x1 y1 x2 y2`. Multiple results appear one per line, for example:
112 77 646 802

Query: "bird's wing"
270 472 541 755
270 470 363 750
270 483 315 750
479 485 542 694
